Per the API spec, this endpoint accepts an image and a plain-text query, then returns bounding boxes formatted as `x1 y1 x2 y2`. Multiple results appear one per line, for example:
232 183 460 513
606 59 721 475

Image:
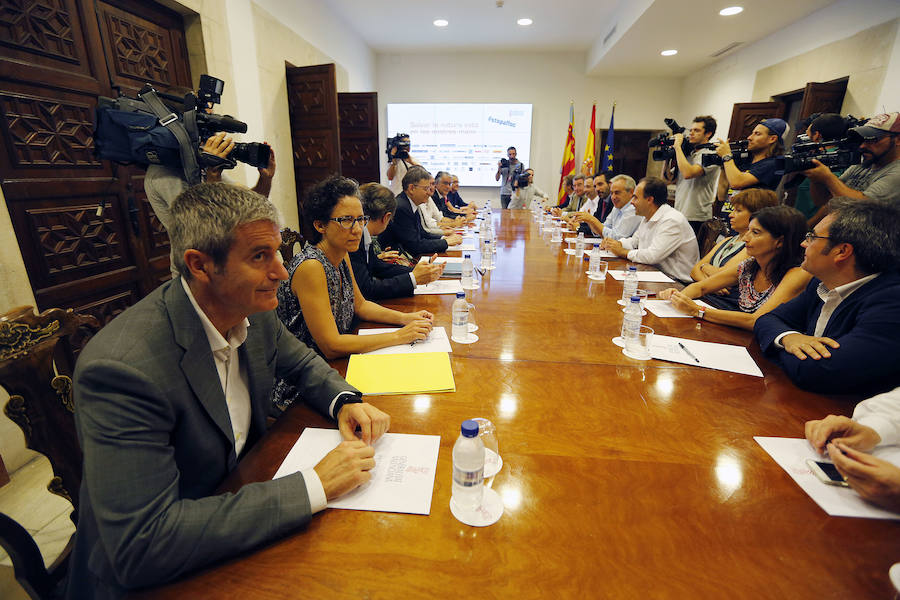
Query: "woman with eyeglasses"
272 176 433 407
658 205 812 330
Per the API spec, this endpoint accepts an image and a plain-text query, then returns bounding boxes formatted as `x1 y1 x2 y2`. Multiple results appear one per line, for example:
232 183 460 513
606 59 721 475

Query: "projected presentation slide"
387 103 532 187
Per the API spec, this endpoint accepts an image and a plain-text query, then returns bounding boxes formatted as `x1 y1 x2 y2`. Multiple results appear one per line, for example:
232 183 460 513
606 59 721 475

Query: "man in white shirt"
68 182 390 598
572 174 642 240
805 386 900 512
563 175 597 224
603 176 699 283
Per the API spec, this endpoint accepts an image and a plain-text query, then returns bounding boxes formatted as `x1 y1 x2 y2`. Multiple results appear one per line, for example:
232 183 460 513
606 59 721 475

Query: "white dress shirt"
579 194 599 216
419 197 446 235
853 386 900 447
181 278 328 513
601 203 643 241
620 203 699 283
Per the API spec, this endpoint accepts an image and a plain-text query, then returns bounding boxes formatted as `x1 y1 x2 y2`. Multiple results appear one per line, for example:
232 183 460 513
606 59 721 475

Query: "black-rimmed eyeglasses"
804 232 830 243
329 215 369 229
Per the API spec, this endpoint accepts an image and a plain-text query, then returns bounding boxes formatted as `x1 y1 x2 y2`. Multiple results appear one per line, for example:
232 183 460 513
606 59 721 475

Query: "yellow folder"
345 352 456 395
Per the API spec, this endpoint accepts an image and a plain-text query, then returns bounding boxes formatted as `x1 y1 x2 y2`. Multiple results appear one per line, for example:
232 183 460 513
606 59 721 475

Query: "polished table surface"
134 211 899 599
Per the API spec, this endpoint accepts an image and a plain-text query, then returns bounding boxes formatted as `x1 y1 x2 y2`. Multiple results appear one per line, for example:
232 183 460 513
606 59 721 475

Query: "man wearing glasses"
380 167 462 256
754 197 900 395
804 112 900 206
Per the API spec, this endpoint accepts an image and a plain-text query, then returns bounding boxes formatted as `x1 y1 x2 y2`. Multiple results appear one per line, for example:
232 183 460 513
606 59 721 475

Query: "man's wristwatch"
333 392 363 418
721 154 734 163
697 307 706 320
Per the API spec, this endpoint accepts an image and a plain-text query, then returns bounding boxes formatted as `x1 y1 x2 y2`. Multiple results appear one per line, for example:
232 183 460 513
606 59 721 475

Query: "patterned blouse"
272 243 355 409
737 258 775 313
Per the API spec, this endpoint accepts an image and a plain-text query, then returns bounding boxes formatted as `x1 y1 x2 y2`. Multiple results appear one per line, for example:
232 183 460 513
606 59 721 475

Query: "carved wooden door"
798 80 848 121
286 63 340 217
338 92 379 184
0 0 192 327
726 101 786 141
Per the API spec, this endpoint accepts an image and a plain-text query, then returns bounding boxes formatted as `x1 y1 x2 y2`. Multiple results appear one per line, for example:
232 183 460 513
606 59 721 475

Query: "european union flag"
600 104 615 174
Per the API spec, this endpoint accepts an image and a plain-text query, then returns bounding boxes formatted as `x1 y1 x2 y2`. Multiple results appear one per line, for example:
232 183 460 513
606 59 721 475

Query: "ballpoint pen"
677 342 700 363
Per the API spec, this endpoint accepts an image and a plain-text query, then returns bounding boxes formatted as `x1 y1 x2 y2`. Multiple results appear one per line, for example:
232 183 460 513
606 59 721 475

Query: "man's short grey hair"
402 166 432 191
434 171 451 183
609 174 636 191
170 182 282 280
826 197 900 275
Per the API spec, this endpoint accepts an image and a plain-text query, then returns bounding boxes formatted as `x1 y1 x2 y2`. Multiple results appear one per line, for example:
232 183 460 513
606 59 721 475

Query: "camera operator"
386 133 419 196
664 116 720 236
804 112 900 207
715 118 787 191
509 168 549 209
495 146 525 209
786 113 848 226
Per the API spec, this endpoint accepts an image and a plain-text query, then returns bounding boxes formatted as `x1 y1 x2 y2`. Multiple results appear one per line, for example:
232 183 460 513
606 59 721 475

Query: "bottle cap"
461 419 479 437
628 266 637 271
456 292 466 299
593 243 600 248
464 253 471 259
631 296 641 302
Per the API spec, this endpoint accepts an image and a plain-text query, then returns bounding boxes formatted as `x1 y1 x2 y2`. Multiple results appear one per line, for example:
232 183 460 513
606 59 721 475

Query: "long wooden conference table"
134 210 899 599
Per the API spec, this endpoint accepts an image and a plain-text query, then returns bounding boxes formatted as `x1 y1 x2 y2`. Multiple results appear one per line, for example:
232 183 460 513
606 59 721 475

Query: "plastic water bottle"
451 292 469 342
588 244 603 277
461 253 474 288
481 240 494 269
451 419 485 511
575 231 585 257
551 224 562 243
621 265 639 302
621 295 643 345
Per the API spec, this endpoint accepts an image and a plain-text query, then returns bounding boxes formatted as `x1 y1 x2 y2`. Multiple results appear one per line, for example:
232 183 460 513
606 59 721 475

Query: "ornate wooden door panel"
286 63 340 210
0 0 190 329
338 92 379 184
727 101 786 141
798 80 848 121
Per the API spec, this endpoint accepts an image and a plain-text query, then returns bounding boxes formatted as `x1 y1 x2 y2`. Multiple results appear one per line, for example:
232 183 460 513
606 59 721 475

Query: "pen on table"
677 342 700 364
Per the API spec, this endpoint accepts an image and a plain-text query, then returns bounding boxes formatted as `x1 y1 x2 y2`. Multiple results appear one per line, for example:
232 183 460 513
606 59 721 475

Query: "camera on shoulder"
515 171 530 189
386 133 411 160
649 118 692 161
774 115 867 176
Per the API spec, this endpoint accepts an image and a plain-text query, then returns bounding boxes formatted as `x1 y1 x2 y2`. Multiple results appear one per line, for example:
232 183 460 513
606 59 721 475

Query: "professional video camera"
514 171 530 189
774 115 867 176
701 140 751 168
649 118 692 161
386 133 411 160
94 74 270 185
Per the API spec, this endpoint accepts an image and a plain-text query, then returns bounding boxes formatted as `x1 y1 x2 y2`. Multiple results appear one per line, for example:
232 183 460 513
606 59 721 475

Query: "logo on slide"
488 116 516 128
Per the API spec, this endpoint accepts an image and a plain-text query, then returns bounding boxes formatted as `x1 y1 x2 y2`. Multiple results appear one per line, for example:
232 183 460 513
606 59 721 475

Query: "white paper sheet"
645 334 763 376
644 299 713 318
445 237 477 252
358 326 453 355
565 237 603 244
414 280 464 295
274 429 441 515
608 269 675 283
755 437 900 520
563 248 617 258
418 256 464 264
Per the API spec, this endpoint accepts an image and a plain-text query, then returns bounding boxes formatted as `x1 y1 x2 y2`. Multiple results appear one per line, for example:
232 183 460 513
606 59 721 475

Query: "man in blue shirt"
715 118 787 191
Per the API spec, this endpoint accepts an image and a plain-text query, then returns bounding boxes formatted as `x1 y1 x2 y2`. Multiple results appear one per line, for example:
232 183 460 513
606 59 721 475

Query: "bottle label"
453 465 484 487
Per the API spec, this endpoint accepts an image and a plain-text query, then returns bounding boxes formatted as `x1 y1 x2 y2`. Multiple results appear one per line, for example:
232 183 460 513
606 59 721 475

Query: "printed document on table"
274 428 441 515
608 269 675 283
358 327 453 355
645 299 713 318
565 236 603 245
414 280 464 295
445 237 477 252
648 334 763 376
755 437 900 520
564 248 616 258
418 256 464 265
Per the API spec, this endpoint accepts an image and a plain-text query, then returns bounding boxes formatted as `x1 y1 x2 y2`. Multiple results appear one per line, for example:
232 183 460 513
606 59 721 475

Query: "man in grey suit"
67 182 391 599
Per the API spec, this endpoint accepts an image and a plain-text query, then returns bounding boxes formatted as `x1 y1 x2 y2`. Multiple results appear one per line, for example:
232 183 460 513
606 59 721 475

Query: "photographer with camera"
663 116 720 236
509 168 549 209
715 118 788 191
803 112 900 207
495 146 526 208
386 133 419 196
784 113 850 226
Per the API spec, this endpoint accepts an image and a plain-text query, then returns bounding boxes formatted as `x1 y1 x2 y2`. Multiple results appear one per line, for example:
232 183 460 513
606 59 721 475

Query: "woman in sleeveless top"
273 176 434 409
658 206 811 331
689 188 780 285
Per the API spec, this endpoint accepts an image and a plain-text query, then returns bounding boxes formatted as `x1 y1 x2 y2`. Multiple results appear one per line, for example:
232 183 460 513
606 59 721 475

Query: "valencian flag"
581 103 596 175
557 102 576 207
600 103 615 174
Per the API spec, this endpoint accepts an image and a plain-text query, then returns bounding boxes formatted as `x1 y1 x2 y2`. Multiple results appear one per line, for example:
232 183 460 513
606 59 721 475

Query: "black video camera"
95 74 271 184
649 118 692 161
386 133 411 160
774 115 867 176
701 140 751 168
515 171 530 189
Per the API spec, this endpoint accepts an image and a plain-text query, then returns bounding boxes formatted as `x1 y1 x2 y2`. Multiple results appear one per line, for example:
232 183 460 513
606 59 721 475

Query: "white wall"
679 0 900 133
376 51 681 204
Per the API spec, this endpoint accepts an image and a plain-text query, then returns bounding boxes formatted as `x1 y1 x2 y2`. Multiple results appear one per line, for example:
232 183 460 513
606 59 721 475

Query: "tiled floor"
0 456 75 600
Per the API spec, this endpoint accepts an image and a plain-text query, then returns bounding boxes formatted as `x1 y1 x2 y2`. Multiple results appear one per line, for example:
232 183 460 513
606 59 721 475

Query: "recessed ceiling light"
433 19 449 27
517 18 533 26
661 49 678 56
719 6 744 16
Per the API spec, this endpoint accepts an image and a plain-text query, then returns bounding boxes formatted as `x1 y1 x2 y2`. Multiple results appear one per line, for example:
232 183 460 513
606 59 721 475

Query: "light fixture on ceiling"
433 19 449 27
660 49 678 56
517 18 533 26
719 6 744 16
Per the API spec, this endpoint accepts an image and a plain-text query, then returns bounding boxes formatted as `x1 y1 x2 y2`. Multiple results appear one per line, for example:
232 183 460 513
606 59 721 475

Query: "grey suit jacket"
66 278 358 598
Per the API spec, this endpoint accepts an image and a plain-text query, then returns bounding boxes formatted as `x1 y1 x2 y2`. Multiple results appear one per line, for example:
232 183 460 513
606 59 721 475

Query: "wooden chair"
279 227 304 264
696 217 730 257
0 306 100 598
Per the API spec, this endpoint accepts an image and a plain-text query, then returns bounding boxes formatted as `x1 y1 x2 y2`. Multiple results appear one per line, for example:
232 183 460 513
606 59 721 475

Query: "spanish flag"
557 102 576 207
581 104 596 176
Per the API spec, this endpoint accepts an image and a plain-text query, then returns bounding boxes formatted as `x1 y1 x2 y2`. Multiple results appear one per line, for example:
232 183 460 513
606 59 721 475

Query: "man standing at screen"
495 146 525 209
